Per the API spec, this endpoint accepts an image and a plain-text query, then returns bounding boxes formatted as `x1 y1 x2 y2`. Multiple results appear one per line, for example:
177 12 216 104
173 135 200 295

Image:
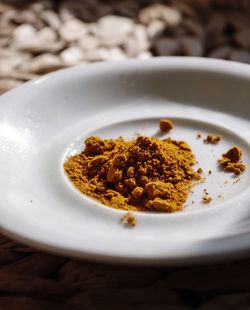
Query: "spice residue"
218 146 245 175
64 136 200 213
197 168 203 174
203 134 221 144
120 212 137 227
159 119 174 132
202 195 212 204
202 189 212 204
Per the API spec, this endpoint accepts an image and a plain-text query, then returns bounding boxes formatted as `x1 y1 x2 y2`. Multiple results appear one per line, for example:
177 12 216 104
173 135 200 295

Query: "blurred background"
0 0 250 95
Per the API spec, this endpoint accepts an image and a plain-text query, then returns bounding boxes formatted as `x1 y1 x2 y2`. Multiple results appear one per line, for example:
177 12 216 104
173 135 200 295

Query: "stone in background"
0 0 250 94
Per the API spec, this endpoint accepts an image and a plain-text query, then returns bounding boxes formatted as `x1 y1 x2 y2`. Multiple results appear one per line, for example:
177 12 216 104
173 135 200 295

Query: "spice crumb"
203 134 221 144
197 168 203 174
233 178 241 184
159 119 173 132
197 133 201 139
208 170 212 175
202 196 212 204
218 146 246 175
202 189 212 204
120 212 137 227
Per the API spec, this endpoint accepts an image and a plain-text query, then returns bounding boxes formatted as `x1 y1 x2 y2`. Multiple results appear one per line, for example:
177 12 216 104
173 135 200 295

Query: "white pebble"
41 10 61 30
147 20 166 39
124 25 149 57
92 15 134 46
11 26 62 53
137 51 153 59
59 19 89 42
36 27 57 42
139 4 181 26
0 50 31 73
60 46 84 65
20 53 64 74
84 47 127 62
78 34 100 51
12 24 37 44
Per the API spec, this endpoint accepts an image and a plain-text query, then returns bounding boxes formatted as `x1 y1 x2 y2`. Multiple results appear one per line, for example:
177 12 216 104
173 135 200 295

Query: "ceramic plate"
0 57 250 265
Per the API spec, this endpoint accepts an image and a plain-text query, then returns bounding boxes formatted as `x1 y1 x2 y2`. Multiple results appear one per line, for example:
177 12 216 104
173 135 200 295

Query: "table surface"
1 1 250 309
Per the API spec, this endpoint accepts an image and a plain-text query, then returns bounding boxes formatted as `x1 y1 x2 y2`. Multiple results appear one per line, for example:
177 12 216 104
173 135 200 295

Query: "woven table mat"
1 1 250 309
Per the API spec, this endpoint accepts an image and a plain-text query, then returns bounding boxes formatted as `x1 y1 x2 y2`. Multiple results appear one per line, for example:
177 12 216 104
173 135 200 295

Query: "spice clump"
202 196 212 204
203 134 221 144
218 146 245 175
120 212 137 227
64 135 200 213
159 119 174 132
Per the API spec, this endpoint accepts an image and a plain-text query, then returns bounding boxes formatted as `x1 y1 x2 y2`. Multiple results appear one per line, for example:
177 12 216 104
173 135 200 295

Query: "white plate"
0 57 250 265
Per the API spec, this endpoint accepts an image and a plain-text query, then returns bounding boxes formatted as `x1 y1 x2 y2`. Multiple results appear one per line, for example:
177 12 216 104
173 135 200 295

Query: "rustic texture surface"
1 1 250 309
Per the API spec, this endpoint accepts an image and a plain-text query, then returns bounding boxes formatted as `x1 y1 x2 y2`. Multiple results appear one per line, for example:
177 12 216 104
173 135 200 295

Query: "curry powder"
64 136 200 212
218 146 245 175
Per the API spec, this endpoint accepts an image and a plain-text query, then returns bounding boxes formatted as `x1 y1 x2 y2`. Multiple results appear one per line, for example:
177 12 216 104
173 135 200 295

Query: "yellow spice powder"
64 136 200 213
218 146 245 175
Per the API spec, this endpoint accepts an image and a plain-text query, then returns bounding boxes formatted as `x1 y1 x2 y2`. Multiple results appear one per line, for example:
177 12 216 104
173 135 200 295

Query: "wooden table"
1 232 250 309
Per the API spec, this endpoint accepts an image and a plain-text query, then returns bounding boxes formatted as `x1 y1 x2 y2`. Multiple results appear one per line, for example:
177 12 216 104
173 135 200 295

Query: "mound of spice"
64 136 200 213
218 146 245 175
